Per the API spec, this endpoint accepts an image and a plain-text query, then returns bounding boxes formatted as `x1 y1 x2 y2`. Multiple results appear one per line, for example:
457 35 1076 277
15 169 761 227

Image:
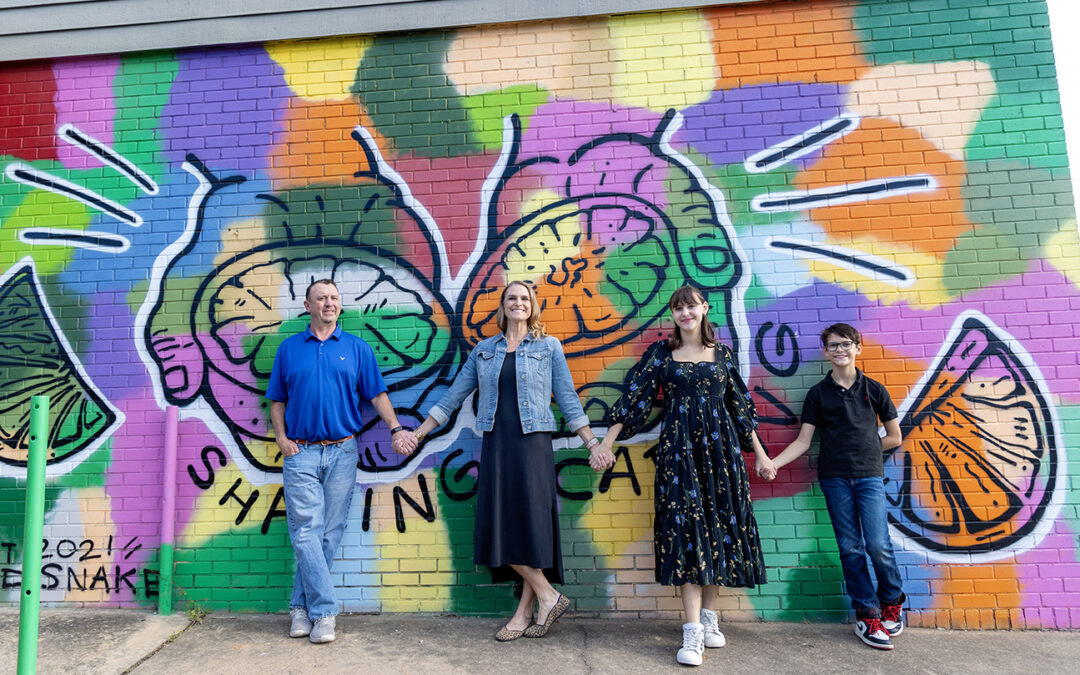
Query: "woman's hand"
755 455 777 481
589 437 617 472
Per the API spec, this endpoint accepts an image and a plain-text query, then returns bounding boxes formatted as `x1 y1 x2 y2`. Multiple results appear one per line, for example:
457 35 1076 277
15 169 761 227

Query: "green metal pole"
17 395 48 675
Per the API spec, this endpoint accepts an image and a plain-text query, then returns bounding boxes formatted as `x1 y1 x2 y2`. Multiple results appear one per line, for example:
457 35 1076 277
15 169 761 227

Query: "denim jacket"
428 333 590 435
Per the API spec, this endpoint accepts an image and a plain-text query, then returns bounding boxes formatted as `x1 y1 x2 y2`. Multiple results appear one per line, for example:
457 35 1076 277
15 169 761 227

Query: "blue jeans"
283 437 358 621
819 477 905 619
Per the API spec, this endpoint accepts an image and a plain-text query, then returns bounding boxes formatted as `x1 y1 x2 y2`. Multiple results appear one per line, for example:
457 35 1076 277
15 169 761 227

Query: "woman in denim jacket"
412 281 609 641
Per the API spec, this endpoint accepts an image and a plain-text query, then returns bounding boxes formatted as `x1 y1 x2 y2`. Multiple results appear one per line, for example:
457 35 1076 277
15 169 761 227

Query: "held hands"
589 437 617 472
755 455 777 481
391 429 419 456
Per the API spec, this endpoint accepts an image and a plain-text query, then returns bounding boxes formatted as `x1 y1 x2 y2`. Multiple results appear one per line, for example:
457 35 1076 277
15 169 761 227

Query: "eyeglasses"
825 341 857 353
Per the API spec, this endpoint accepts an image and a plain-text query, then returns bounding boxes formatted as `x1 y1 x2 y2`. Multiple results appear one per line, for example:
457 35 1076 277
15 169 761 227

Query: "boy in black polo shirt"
758 323 905 650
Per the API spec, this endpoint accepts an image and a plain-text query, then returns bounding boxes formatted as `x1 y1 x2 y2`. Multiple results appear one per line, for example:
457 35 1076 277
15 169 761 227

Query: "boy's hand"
755 456 777 481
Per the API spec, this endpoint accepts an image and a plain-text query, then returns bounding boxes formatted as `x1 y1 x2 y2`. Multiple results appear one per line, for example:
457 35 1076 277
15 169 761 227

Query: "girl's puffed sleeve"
721 345 759 453
603 341 666 440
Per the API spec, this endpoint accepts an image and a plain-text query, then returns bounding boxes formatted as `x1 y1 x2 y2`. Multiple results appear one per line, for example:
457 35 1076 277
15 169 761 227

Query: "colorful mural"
1 0 1078 628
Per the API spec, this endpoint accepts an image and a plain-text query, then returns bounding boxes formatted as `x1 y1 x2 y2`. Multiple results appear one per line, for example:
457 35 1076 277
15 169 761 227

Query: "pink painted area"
503 101 673 247
1016 522 1080 628
863 260 1080 398
51 56 121 170
104 388 232 554
392 152 500 277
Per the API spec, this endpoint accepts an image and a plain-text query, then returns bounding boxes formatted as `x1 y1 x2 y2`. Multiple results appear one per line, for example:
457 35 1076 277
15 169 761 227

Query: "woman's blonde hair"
666 285 717 350
495 280 547 338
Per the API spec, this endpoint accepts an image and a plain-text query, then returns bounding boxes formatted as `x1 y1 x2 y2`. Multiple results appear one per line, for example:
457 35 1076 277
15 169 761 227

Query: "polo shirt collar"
825 368 864 390
304 324 342 342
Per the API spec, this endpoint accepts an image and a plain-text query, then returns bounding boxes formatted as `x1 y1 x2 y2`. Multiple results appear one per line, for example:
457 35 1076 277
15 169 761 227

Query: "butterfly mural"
883 311 1064 559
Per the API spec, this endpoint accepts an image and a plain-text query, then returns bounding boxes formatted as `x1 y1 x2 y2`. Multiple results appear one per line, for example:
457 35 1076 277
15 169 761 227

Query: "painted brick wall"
1 0 1079 629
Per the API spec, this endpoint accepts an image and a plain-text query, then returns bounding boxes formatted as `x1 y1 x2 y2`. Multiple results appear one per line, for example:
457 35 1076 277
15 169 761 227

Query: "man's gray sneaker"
289 608 312 638
309 615 336 644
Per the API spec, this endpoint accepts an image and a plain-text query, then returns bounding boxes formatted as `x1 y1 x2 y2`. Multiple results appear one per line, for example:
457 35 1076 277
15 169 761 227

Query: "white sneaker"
289 607 312 638
677 622 705 666
309 615 336 644
699 608 726 648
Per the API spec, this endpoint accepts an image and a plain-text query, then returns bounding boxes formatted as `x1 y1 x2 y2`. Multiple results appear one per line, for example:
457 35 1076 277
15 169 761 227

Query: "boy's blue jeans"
283 438 358 622
819 477 905 619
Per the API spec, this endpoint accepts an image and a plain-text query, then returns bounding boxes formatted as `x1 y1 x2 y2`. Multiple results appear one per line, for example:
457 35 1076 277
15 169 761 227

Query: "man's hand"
277 437 300 458
391 429 418 456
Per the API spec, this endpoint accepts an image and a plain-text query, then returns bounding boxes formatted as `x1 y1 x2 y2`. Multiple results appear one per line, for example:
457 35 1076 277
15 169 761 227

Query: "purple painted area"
675 83 845 168
82 292 150 395
507 101 671 245
1017 523 1080 628
159 47 290 174
51 57 121 170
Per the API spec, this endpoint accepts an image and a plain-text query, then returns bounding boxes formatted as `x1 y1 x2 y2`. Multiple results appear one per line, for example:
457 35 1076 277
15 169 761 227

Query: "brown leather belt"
299 433 356 446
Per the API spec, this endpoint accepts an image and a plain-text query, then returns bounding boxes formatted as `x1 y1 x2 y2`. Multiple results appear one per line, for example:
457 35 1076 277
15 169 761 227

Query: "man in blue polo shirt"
266 278 417 644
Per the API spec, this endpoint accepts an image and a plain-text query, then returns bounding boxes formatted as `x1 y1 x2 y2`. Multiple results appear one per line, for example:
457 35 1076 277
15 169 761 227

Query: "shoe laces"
683 626 704 650
882 604 902 623
290 608 307 619
863 617 887 636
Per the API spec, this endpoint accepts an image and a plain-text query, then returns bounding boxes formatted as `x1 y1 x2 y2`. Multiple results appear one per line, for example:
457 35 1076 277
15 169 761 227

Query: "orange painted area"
855 339 925 406
916 563 1021 629
705 0 870 89
899 390 1021 549
269 98 377 186
795 118 973 257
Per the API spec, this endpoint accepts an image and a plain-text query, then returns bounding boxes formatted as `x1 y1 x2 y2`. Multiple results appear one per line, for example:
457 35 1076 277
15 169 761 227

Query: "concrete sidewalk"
2 609 1077 674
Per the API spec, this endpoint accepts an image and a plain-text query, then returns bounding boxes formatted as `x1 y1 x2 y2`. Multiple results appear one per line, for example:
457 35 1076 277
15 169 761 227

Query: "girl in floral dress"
593 285 770 666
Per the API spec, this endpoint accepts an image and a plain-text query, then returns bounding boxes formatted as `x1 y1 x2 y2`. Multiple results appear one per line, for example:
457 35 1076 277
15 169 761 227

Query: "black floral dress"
604 341 767 587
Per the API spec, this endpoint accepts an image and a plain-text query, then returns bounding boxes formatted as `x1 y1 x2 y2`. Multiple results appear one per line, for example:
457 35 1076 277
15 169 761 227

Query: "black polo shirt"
801 369 898 479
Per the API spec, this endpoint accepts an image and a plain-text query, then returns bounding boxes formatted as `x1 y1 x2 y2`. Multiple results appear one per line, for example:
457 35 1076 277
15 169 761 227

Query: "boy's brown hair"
820 322 861 347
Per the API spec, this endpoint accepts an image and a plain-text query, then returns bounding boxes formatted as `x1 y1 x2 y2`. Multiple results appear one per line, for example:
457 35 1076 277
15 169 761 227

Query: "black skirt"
473 352 564 585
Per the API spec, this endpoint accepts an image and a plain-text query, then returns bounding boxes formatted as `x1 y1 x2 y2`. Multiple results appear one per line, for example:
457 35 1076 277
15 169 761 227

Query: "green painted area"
172 517 293 613
852 0 1066 170
461 85 551 151
261 183 403 251
748 487 847 622
0 190 91 273
111 52 177 178
353 32 482 158
945 158 1074 295
434 445 603 614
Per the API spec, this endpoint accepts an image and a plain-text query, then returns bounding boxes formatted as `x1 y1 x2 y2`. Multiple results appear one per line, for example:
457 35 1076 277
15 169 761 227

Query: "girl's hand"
755 456 777 481
589 438 617 471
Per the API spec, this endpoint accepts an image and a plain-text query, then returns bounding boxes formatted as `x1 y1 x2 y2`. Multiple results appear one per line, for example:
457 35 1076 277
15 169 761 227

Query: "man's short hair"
305 278 338 301
820 322 861 346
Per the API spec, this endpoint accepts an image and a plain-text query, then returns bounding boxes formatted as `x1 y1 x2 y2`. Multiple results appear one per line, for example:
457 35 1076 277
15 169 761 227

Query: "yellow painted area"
802 238 953 308
265 36 370 101
608 10 717 111
503 191 584 285
178 463 285 545
1044 220 1080 289
844 62 996 161
578 441 656 570
64 487 119 603
371 473 455 612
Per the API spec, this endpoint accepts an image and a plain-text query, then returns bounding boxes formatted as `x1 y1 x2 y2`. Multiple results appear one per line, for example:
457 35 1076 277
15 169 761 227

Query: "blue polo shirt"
265 325 388 443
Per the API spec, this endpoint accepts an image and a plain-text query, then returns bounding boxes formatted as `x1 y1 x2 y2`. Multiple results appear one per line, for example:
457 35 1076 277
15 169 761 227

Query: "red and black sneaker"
855 617 894 650
882 602 904 637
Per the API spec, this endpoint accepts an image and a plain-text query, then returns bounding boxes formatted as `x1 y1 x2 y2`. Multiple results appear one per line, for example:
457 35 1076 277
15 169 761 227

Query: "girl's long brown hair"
666 285 717 350
495 280 547 339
